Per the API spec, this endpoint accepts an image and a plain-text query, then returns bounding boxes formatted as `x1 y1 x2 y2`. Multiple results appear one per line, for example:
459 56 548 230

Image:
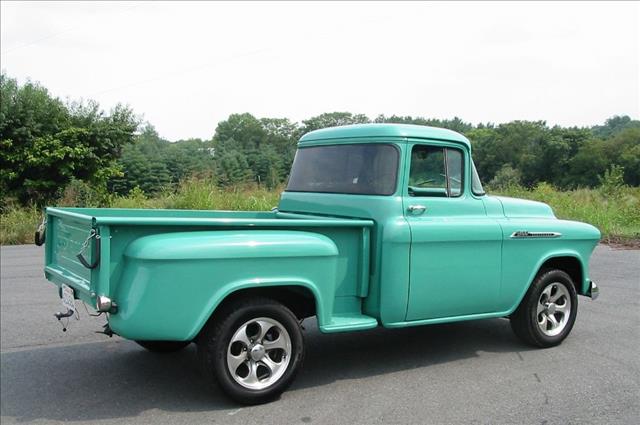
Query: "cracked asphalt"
1 244 638 424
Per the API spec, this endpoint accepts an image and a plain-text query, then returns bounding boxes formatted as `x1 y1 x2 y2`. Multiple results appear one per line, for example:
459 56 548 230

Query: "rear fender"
109 230 338 341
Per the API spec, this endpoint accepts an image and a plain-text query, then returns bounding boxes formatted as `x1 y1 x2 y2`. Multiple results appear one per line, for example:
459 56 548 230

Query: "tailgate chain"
76 228 101 269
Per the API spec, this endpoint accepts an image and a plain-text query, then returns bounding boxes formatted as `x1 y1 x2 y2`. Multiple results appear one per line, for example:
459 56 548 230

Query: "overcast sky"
1 1 638 140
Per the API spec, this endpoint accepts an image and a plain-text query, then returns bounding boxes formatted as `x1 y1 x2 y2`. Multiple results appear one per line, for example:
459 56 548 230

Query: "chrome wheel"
536 282 571 337
226 317 292 390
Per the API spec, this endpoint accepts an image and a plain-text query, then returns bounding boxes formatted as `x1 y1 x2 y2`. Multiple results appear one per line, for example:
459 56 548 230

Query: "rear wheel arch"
196 284 319 341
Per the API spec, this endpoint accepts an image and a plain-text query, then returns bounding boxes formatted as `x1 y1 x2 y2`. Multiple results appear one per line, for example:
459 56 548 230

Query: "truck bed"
44 207 375 338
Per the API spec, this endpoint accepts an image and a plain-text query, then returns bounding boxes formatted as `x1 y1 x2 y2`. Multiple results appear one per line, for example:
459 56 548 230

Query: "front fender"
108 230 338 340
498 218 599 313
507 250 582 314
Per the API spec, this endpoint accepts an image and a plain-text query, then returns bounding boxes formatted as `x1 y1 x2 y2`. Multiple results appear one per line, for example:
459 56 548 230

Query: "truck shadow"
296 318 531 390
0 318 533 422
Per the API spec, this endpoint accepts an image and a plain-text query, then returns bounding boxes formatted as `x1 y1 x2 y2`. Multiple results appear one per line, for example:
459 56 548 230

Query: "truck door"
404 142 502 320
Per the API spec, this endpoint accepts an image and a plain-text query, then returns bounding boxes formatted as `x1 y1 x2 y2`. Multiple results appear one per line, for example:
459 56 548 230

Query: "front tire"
198 297 304 405
510 269 578 348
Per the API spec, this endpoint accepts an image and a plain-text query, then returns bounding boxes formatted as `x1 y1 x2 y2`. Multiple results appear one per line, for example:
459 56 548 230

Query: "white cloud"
2 1 638 140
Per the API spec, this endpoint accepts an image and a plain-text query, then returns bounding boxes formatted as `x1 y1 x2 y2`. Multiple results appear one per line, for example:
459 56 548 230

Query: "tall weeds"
1 178 638 245
0 206 42 245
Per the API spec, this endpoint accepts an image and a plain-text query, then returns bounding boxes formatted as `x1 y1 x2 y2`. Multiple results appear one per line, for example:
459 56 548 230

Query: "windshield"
286 144 399 195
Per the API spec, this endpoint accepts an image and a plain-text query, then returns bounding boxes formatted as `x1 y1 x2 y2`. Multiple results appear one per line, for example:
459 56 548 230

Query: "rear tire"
135 340 191 353
510 269 578 348
197 297 304 405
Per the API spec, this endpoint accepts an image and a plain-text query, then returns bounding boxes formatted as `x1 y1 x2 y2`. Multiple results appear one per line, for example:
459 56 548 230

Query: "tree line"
1 73 638 206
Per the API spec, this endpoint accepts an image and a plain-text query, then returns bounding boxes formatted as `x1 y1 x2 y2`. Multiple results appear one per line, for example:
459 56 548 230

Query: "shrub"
488 164 522 189
57 179 108 207
598 165 626 200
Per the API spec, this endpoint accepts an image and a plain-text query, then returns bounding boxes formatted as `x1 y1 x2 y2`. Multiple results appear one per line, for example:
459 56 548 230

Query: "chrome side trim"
510 231 562 239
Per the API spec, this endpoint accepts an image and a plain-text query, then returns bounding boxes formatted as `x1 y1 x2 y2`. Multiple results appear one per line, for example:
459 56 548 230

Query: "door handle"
408 205 426 214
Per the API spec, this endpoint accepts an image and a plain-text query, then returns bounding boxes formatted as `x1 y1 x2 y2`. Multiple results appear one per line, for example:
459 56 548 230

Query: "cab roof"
298 123 470 148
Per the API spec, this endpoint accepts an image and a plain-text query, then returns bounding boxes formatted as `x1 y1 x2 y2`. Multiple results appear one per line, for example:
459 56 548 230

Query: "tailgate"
44 208 102 303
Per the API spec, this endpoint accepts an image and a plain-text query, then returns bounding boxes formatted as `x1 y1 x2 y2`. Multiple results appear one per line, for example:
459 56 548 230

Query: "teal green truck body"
42 124 601 343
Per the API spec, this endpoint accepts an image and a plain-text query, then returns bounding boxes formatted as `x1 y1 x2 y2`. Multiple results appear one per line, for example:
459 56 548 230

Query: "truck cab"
281 124 597 327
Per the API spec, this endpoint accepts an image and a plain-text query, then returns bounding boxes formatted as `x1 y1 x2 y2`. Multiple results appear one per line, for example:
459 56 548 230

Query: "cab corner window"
408 145 463 198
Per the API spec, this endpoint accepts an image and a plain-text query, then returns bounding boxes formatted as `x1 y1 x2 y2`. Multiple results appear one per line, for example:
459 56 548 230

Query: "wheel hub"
544 302 557 314
250 344 266 361
226 317 293 390
536 282 572 337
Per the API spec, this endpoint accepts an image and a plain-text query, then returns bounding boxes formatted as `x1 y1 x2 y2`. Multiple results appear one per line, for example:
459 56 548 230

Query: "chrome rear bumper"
586 280 599 300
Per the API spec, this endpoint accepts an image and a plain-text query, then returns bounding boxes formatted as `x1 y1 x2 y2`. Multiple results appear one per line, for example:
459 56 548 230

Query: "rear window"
286 144 399 195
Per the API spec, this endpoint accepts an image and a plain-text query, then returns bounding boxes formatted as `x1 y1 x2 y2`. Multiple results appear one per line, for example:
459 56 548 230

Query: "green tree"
591 115 640 139
164 138 216 184
567 127 640 187
466 127 497 182
609 128 640 186
0 74 138 205
217 147 252 186
260 117 298 176
251 145 283 189
488 164 522 189
469 121 580 188
374 114 473 133
214 113 266 151
300 112 370 136
213 114 299 186
109 124 172 195
598 164 626 199
566 138 609 187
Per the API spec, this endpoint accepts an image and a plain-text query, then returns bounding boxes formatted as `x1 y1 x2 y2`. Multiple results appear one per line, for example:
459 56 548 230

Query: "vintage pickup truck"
39 124 600 404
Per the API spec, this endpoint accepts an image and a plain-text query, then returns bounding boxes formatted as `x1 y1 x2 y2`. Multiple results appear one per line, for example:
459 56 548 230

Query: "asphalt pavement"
1 244 638 424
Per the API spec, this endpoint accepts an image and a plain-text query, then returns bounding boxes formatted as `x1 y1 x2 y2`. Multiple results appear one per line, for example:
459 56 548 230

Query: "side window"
408 145 463 197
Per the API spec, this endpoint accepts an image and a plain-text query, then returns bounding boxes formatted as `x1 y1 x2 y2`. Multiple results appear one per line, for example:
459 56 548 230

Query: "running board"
320 314 378 333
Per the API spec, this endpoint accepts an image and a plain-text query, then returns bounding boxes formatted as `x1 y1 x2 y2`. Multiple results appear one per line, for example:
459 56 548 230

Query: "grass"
0 179 282 245
107 179 282 211
1 178 638 246
0 206 42 245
